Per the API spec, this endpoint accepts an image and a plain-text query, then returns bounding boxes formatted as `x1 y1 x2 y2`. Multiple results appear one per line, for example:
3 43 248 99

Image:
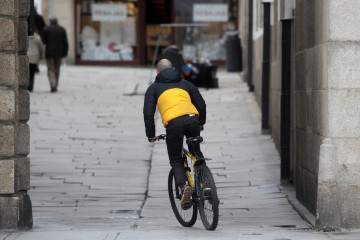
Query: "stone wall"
315 0 360 230
238 0 360 230
252 35 263 106
238 0 249 84
294 0 328 216
239 0 262 106
269 0 282 153
0 0 32 229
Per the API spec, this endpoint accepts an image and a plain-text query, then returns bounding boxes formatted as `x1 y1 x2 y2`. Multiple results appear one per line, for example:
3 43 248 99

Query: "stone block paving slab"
26 65 153 231
3 65 360 239
2 230 357 240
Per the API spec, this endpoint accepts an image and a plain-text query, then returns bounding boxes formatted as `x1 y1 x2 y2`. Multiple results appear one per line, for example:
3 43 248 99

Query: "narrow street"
28 65 153 230
0 65 357 239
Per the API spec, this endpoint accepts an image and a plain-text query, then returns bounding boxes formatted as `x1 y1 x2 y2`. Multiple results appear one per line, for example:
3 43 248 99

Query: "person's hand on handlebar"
148 136 160 142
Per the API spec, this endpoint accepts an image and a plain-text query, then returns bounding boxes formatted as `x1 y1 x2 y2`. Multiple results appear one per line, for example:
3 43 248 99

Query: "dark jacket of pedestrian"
41 18 68 58
34 9 46 35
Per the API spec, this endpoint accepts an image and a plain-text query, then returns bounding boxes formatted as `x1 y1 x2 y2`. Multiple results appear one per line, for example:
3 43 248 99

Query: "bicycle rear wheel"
195 164 219 230
168 169 197 227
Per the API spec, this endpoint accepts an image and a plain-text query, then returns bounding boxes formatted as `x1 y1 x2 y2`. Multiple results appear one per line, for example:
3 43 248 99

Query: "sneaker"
180 185 193 210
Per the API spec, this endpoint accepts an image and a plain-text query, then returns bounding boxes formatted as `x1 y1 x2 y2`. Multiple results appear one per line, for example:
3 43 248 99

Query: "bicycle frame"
160 134 219 230
182 148 197 187
158 134 202 188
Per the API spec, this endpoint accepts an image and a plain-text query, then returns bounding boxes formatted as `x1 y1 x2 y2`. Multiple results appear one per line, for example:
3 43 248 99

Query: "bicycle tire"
168 169 197 227
195 164 219 230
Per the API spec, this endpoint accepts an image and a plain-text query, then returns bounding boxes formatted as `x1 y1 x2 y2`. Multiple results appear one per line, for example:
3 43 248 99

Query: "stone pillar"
315 0 360 230
316 138 341 230
0 0 32 229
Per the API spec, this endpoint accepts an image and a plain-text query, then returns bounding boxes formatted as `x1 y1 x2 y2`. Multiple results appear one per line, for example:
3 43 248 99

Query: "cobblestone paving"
28 65 152 230
1 65 359 239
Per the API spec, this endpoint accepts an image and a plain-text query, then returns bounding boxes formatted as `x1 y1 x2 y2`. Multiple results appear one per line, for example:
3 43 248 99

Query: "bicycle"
158 134 219 230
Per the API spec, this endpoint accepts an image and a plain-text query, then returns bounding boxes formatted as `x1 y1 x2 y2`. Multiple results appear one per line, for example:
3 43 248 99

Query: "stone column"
0 0 32 229
315 0 360 230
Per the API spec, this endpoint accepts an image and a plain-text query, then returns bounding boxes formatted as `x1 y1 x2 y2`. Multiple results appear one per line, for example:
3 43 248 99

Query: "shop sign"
193 4 228 22
92 4 127 22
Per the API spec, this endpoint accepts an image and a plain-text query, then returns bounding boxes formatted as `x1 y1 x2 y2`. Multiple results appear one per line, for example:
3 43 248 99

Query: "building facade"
239 0 360 230
40 0 239 66
0 0 32 229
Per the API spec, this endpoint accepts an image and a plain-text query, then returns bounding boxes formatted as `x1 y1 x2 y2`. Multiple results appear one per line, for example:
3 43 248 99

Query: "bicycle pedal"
181 201 192 210
203 188 211 195
203 188 213 204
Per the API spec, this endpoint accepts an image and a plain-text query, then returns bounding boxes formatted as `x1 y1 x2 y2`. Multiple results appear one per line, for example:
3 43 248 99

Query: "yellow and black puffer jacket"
143 68 206 138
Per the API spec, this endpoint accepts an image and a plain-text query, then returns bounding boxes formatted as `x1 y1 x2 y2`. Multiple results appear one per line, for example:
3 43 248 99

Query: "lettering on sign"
193 4 228 22
92 4 127 22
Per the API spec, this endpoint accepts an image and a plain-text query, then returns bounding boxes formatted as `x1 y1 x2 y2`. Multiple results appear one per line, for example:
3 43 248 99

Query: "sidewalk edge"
280 183 316 228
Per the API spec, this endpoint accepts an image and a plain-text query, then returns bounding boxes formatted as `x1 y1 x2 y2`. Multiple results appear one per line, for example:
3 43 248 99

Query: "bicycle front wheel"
195 164 219 230
168 169 197 227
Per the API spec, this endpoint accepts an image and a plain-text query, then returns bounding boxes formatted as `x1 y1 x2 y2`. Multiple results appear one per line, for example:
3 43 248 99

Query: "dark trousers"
28 63 37 92
166 114 202 187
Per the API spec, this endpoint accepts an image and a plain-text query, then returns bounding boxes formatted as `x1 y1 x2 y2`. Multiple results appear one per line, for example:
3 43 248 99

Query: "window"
174 0 238 61
76 0 139 62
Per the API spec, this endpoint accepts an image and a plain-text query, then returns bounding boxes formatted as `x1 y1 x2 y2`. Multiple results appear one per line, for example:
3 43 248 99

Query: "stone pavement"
0 64 359 239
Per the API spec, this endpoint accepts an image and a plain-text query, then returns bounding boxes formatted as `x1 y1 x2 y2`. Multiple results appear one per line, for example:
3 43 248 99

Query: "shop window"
76 0 139 62
174 0 237 61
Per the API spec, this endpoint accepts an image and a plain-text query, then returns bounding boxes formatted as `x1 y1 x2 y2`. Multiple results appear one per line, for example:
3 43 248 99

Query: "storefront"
173 0 238 64
74 0 237 66
75 0 145 65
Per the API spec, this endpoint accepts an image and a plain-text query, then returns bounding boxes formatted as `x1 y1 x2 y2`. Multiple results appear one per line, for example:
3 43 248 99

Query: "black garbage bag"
191 60 218 89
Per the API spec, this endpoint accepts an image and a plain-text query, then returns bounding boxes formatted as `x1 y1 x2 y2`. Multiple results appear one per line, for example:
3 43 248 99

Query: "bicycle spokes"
196 165 219 230
199 173 213 210
168 169 197 227
175 183 181 200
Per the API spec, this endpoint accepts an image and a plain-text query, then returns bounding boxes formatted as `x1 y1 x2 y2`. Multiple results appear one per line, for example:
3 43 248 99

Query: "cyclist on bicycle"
143 58 206 209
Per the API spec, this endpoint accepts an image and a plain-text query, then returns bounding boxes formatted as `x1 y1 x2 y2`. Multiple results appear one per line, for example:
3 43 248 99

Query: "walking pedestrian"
41 16 68 92
27 28 44 92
